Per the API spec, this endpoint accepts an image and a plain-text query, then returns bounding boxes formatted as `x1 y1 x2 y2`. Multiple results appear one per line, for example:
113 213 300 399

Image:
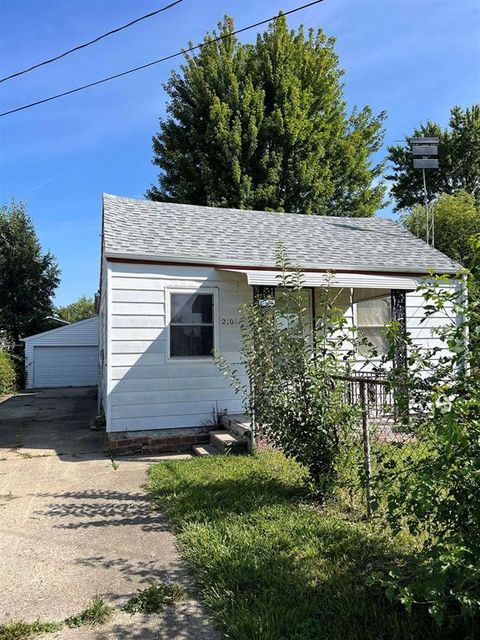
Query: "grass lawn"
149 452 437 640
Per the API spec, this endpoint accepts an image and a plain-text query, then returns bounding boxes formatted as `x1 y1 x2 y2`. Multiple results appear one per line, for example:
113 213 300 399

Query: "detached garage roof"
23 316 98 343
102 194 460 275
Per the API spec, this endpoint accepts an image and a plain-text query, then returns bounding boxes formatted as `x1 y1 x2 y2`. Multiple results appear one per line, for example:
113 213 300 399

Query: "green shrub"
371 274 480 635
216 247 359 496
0 349 16 395
373 384 480 637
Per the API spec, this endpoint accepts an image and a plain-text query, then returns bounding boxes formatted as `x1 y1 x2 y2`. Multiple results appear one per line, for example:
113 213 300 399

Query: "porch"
218 266 413 369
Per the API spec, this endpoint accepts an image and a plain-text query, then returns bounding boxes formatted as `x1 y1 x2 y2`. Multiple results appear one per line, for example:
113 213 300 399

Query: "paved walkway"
0 388 219 639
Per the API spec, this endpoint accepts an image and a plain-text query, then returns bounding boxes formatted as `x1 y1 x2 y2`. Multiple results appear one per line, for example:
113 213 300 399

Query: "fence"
334 374 422 518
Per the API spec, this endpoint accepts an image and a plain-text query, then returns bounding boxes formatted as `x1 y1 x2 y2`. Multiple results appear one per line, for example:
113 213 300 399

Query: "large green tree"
402 191 480 267
0 200 60 344
387 105 480 211
56 295 96 323
147 16 386 216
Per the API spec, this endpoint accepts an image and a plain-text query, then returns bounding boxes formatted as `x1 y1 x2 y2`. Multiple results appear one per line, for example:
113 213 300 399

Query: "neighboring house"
45 316 70 328
23 316 99 389
98 194 463 451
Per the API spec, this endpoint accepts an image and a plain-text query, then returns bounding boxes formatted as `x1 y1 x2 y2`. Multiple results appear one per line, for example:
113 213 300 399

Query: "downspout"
311 286 316 355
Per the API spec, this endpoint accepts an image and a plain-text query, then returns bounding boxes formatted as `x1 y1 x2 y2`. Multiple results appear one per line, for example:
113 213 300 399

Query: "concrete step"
220 413 252 439
192 444 219 457
210 430 247 454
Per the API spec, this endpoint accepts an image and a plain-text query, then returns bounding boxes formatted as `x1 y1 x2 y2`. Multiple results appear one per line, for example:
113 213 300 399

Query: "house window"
356 296 391 356
169 291 214 358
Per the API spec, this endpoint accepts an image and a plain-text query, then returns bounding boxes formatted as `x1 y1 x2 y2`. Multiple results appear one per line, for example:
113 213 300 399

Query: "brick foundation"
106 426 212 456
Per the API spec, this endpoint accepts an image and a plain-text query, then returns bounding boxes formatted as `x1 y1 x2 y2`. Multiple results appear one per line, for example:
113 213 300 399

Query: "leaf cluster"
0 200 60 345
123 581 184 614
216 246 359 496
0 349 16 395
370 275 480 632
402 190 480 268
387 104 480 211
148 15 386 217
56 295 96 323
65 596 113 628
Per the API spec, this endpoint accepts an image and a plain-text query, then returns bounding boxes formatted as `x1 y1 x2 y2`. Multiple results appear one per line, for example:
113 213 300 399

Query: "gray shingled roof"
102 194 460 274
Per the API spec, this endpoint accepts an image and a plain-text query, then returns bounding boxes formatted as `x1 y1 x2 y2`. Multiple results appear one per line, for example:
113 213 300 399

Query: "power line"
0 0 184 84
0 0 325 118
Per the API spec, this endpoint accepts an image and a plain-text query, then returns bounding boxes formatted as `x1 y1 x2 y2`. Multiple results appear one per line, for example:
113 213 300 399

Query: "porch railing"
332 373 417 518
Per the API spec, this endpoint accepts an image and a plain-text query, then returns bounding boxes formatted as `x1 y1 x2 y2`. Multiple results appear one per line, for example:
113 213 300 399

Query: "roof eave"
104 251 462 276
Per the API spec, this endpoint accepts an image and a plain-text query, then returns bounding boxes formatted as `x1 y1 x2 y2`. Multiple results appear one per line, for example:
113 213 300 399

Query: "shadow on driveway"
33 488 171 532
0 388 220 639
0 387 104 458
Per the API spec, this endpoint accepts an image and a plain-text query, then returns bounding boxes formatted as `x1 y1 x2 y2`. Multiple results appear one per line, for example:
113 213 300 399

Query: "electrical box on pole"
409 137 439 246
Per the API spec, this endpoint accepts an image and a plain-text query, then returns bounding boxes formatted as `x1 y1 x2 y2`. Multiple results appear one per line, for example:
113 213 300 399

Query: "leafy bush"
0 348 16 395
217 248 358 495
217 242 480 632
372 274 480 635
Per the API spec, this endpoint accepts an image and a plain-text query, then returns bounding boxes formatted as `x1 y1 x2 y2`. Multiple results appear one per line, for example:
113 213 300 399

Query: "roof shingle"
102 194 460 274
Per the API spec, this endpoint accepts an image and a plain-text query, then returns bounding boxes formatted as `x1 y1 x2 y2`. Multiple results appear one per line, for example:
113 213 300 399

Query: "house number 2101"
221 318 239 325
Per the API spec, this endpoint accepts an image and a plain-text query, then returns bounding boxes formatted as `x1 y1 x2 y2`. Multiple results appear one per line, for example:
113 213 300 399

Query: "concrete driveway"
0 388 219 639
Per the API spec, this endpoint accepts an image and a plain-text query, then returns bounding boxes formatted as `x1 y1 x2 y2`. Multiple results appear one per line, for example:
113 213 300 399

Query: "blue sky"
1 0 479 305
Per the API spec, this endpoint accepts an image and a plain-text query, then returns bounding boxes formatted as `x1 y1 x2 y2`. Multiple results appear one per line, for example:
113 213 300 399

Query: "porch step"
210 430 247 454
220 413 252 439
193 444 220 457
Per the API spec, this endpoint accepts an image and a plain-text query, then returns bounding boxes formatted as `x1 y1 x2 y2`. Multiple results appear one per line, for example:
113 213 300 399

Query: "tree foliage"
372 275 480 633
0 200 60 344
402 191 480 267
387 105 480 211
0 349 16 394
216 248 359 495
148 15 386 217
56 295 96 323
215 236 479 630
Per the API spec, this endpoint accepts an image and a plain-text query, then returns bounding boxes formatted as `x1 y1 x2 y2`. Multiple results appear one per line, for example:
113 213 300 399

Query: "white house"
23 316 99 389
98 194 462 453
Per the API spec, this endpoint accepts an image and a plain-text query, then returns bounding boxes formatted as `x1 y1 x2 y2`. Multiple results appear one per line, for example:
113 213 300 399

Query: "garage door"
33 346 98 388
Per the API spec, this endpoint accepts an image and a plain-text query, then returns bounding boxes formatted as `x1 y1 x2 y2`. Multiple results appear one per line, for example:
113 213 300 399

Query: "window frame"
166 287 219 362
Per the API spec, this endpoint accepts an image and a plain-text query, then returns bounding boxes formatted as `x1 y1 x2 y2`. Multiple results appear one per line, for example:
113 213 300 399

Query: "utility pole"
410 137 439 247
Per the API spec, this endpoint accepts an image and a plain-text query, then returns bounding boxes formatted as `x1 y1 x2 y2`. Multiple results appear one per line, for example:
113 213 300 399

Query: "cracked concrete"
0 388 220 639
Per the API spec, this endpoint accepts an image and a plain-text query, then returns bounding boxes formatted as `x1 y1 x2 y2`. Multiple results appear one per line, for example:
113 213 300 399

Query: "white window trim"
166 287 219 362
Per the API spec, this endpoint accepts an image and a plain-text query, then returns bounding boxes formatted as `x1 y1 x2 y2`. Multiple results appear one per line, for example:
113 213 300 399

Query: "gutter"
104 251 461 278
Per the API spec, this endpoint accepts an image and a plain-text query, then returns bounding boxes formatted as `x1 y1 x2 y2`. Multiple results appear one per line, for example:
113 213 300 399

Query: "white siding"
106 263 249 433
406 284 458 365
98 256 109 409
105 262 462 434
24 316 99 389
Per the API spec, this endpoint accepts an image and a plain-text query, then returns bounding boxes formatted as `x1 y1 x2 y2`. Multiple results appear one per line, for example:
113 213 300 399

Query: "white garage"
23 316 99 389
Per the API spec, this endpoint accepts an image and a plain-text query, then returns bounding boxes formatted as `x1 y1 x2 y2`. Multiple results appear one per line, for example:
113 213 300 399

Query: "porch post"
253 285 276 302
390 290 407 368
390 289 409 422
